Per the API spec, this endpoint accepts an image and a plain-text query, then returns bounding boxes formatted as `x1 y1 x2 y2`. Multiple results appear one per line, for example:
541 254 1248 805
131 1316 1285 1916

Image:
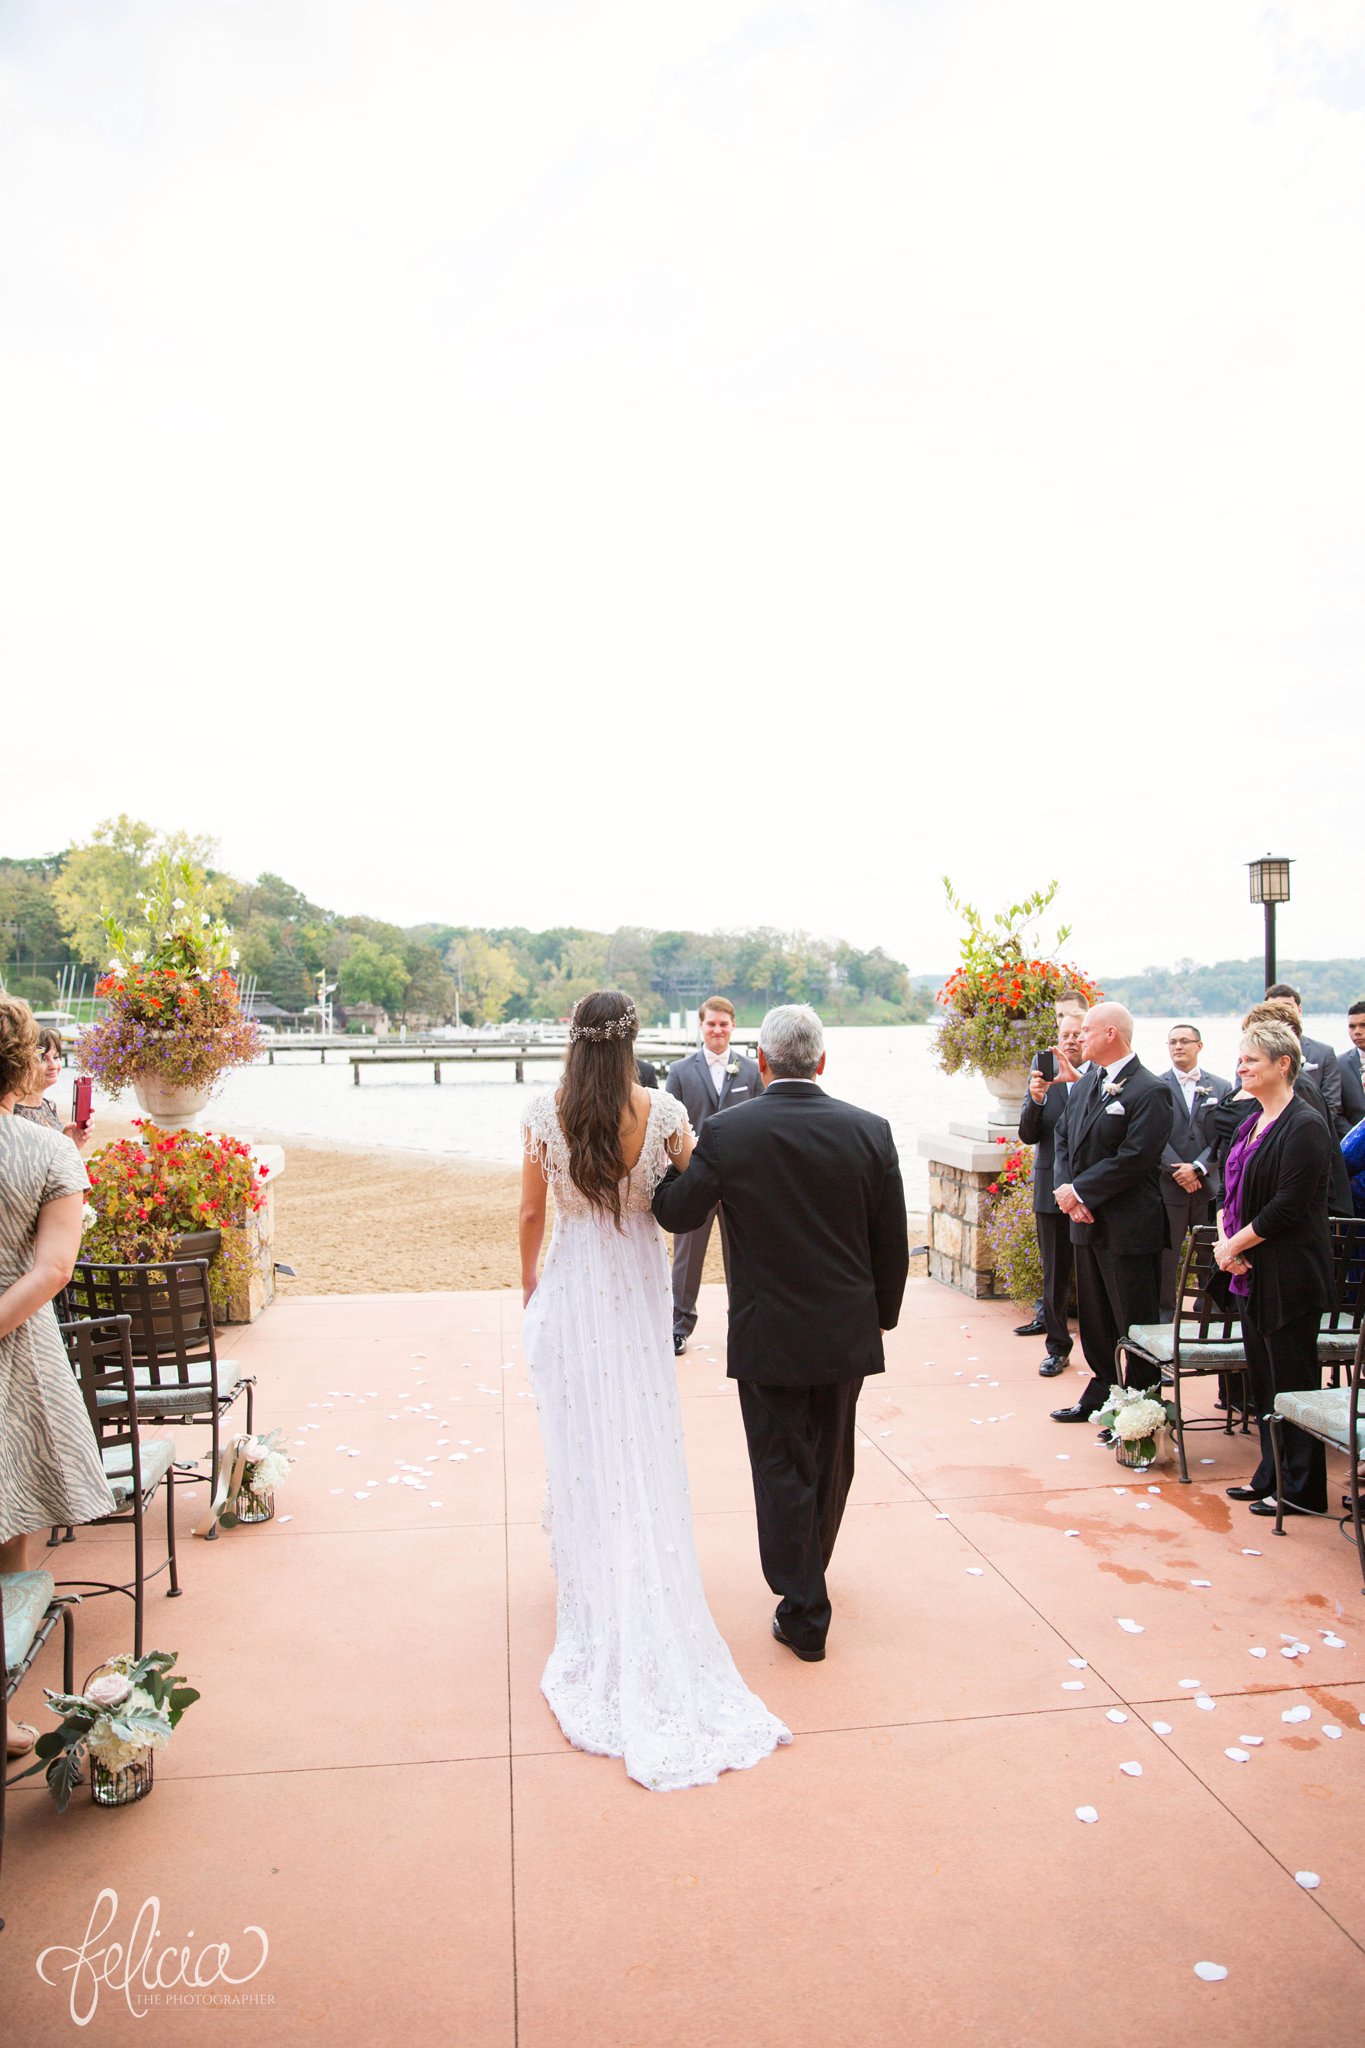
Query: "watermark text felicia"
36 1887 270 2026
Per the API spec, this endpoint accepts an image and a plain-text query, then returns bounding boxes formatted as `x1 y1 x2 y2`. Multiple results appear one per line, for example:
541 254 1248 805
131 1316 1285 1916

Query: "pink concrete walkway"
5 1279 1364 2045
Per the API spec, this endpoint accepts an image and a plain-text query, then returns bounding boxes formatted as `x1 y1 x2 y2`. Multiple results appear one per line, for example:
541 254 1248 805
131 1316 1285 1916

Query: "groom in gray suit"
664 995 763 1353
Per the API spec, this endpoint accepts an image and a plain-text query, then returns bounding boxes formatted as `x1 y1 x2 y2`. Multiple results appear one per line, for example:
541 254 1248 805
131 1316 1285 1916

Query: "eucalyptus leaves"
14 1651 199 1812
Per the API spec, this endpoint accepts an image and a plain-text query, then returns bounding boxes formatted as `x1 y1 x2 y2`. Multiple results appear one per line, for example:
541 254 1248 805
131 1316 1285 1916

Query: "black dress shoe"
1038 1355 1070 1378
1225 1484 1269 1502
1095 1428 1116 1447
1014 1315 1048 1337
1247 1497 1329 1518
1050 1404 1096 1423
772 1615 825 1662
673 1334 687 1355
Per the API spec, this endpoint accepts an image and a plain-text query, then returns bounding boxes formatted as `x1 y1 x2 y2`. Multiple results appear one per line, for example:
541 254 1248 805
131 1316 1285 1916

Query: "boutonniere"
1195 1085 1215 1100
1100 1078 1126 1099
725 1059 741 1077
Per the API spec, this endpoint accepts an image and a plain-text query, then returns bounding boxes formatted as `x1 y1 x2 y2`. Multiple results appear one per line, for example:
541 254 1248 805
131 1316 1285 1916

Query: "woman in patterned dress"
0 998 112 1756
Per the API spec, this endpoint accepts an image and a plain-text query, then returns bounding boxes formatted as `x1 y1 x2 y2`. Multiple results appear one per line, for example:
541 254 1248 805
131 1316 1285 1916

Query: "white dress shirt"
703 1048 730 1099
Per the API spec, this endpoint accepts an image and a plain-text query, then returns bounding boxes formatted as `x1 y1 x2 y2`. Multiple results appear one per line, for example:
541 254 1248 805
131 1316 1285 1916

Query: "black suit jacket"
1299 1035 1345 1136
651 1083 908 1385
1159 1067 1234 1202
1017 1063 1088 1214
1338 1044 1365 1129
1051 1056 1172 1253
635 1057 659 1089
1227 1093 1333 1333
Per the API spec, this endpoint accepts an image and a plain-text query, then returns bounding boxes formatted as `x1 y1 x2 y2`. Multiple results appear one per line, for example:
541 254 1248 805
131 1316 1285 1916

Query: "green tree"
447 933 524 1024
339 936 408 1012
52 817 231 968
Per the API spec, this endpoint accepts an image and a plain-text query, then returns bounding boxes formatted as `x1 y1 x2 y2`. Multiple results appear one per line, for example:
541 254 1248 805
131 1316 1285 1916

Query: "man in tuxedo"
1048 1003 1173 1425
663 996 763 1354
1157 1024 1233 1318
1017 999 1088 1376
653 1005 908 1661
1339 1002 1365 1129
1267 983 1346 1135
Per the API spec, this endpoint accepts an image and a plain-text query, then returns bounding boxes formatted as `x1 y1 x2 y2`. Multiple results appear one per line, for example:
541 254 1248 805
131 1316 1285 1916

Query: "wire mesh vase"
90 1749 155 1806
232 1479 275 1524
1114 1434 1158 1473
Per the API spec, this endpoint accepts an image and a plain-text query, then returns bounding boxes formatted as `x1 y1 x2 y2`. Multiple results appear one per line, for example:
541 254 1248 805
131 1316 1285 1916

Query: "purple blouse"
1220 1114 1267 1298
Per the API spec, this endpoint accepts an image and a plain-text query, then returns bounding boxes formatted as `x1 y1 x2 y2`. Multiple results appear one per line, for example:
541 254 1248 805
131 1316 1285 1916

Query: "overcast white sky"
2 0 1361 976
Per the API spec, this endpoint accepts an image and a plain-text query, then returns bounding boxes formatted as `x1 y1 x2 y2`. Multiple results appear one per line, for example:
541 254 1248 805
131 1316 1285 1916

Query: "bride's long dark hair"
559 989 640 1227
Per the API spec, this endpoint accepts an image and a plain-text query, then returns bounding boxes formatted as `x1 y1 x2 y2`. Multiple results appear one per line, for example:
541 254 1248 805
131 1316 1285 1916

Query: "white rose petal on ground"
1075 1806 1099 1824
1106 1710 1128 1724
1189 1580 1212 1588
1195 1697 1216 1712
1323 1725 1343 1740
1242 1548 1262 1556
1179 1679 1202 1688
1151 1721 1173 1735
1239 1736 1264 1746
1061 1681 1085 1691
965 1567 984 1577
1322 1634 1346 1648
1064 1529 1080 1537
1295 1872 1321 1890
1068 1658 1088 1669
1224 1748 1250 1763
1282 1705 1312 1724
1117 1618 1144 1634
1119 1761 1142 1777
1193 1962 1228 1983
1248 1647 1267 1658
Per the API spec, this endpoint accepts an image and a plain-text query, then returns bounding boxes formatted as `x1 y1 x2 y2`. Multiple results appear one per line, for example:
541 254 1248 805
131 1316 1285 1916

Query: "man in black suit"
1157 1024 1234 1318
1339 1002 1365 1129
653 1004 908 1661
1018 1001 1088 1376
663 996 763 1354
1049 1003 1173 1425
1267 983 1346 1135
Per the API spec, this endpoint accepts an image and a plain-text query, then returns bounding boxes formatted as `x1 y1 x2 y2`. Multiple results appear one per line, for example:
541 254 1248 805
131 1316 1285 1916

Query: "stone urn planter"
981 1022 1035 1127
131 1071 214 1132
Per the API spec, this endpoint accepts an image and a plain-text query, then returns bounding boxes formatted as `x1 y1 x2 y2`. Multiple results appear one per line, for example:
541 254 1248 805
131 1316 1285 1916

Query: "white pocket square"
731 1087 748 1094
1105 1101 1126 1116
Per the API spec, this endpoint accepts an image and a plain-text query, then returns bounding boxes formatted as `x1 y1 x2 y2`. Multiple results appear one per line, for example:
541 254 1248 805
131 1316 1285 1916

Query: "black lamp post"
1247 855 1292 993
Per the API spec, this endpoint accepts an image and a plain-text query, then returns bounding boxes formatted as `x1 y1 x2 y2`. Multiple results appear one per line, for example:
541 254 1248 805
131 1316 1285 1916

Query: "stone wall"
918 1132 1012 1299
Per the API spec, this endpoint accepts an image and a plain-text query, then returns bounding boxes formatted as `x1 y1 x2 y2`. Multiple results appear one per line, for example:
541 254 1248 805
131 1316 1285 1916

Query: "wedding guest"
663 997 762 1355
635 1056 660 1089
1206 1001 1353 1216
1048 1003 1172 1427
1018 999 1088 1376
1216 1016 1333 1518
1157 1024 1233 1318
1266 983 1346 1135
1339 1002 1365 1129
15 1029 92 1150
0 997 113 1758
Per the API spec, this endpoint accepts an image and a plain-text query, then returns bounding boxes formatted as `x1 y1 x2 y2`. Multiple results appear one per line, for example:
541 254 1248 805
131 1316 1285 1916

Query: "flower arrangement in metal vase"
934 878 1103 1081
218 1428 293 1527
75 854 262 1097
1094 1384 1179 1472
83 1123 271 1317
14 1652 199 1810
981 1140 1044 1302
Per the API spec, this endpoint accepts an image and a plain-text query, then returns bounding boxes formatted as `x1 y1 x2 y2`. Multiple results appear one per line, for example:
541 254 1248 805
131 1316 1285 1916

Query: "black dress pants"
736 1376 863 1653
1073 1243 1162 1415
1035 1210 1074 1359
1243 1305 1328 1512
1159 1187 1214 1319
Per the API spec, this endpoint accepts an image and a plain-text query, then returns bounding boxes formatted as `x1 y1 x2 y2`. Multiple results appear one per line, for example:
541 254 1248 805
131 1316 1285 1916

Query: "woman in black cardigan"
1215 1018 1333 1517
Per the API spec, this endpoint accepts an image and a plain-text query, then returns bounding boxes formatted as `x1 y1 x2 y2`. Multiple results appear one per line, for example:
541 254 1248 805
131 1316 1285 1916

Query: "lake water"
90 1014 1347 1211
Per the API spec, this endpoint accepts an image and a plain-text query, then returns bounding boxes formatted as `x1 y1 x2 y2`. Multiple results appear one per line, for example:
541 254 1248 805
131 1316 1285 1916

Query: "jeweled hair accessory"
569 1002 638 1044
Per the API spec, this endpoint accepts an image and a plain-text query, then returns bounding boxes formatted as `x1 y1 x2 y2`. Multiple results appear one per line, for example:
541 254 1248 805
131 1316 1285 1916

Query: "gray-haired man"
653 1006 909 1661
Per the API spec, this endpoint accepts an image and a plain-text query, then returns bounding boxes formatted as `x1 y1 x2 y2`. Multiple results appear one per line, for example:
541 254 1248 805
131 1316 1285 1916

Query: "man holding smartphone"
1018 996 1088 1376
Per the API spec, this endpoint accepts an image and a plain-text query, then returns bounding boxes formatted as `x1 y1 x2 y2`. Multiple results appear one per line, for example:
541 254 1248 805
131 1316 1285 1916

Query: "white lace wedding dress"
520 1087 791 1791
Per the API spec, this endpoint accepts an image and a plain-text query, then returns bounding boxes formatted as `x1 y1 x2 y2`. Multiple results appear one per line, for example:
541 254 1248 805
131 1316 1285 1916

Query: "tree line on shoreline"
0 819 929 1028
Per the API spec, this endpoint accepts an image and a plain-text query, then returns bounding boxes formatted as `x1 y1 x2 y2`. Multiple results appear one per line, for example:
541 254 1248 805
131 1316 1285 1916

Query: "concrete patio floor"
4 1277 1364 2045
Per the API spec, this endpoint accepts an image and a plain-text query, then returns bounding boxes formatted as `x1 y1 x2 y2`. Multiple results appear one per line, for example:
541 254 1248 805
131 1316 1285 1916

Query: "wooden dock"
347 1040 758 1085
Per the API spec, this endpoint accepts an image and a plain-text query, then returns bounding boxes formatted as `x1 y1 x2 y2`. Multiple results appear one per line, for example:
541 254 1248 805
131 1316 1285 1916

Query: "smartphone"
72 1076 93 1128
1036 1049 1057 1082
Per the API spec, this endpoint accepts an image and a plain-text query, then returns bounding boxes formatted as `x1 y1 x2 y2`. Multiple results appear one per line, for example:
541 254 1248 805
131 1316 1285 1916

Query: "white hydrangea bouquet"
217 1427 292 1529
1095 1384 1178 1470
15 1651 199 1811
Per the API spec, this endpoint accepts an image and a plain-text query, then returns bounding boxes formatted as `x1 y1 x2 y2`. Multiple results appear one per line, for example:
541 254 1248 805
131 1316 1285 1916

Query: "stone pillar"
917 1132 1010 1298
222 1143 286 1324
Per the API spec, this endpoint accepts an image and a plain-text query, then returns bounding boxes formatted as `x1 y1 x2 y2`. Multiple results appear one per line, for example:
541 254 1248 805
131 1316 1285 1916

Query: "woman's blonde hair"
0 995 41 1100
1239 1016 1302 1082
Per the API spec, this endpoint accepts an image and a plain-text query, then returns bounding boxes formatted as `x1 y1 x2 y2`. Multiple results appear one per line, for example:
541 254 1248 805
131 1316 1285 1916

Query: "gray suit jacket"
663 1046 763 1137
1159 1067 1234 1202
1299 1035 1345 1136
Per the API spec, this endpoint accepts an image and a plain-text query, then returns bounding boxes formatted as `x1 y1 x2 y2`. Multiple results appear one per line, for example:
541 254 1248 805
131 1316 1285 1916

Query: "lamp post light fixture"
1247 854 1293 993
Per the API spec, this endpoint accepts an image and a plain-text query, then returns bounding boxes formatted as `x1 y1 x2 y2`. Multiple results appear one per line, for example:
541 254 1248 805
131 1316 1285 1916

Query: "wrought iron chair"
1116 1224 1250 1483
66 1260 253 1541
2 1570 78 1927
1319 1216 1365 1386
1268 1325 1365 1593
56 1315 181 1655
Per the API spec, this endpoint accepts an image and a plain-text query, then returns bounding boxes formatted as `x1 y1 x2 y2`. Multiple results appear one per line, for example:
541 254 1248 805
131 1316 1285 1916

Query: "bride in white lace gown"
519 991 791 1791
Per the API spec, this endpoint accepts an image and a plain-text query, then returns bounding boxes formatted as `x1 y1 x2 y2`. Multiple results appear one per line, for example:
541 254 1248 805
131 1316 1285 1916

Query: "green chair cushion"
101 1436 175 1510
1124 1324 1247 1369
3 1568 58 1676
96 1359 244 1416
1274 1387 1362 1453
1318 1332 1359 1363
